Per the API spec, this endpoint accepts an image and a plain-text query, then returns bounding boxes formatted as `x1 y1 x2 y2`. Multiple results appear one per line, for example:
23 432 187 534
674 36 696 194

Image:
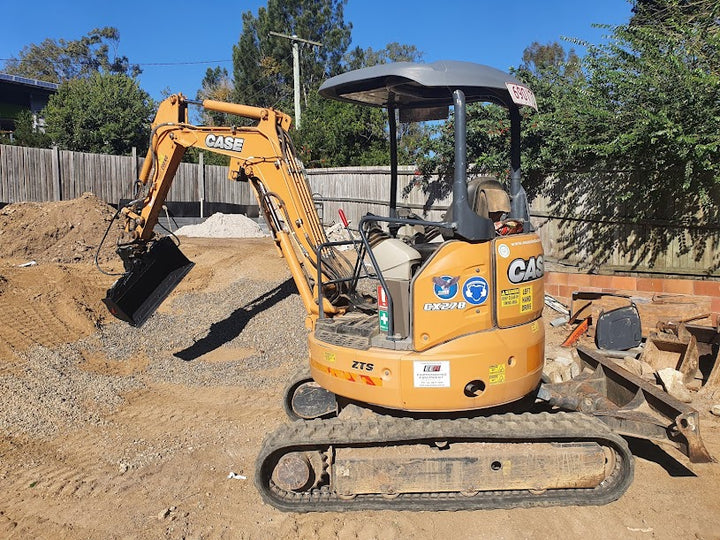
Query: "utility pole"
269 31 322 129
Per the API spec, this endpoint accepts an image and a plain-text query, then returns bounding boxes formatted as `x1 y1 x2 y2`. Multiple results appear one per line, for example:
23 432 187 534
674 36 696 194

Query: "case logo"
205 134 245 152
508 255 544 284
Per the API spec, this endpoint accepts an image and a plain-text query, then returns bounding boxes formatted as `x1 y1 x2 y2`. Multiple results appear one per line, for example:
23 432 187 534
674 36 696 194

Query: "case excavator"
101 61 711 512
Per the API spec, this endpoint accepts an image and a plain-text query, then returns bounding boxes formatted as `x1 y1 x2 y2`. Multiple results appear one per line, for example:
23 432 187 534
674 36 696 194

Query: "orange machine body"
309 235 545 412
120 93 545 414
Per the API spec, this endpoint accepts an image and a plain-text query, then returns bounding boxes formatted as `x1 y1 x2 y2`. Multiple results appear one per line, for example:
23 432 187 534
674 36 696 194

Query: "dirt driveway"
1 225 719 538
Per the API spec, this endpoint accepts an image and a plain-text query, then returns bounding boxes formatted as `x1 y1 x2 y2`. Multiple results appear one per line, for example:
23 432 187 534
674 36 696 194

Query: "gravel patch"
0 217 310 439
1 274 307 439
83 278 307 387
0 344 142 437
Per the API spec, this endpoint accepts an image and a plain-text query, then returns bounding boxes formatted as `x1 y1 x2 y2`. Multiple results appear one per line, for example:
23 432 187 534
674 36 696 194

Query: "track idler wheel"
283 370 338 420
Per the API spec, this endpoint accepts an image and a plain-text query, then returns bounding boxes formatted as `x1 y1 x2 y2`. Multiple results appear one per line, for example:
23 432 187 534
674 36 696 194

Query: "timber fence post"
199 152 205 219
51 146 61 201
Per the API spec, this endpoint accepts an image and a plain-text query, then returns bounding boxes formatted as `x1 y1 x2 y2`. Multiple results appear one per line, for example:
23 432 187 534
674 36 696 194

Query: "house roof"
0 73 58 91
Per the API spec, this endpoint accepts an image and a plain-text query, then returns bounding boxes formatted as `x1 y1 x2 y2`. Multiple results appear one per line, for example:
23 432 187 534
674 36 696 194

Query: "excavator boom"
104 94 349 326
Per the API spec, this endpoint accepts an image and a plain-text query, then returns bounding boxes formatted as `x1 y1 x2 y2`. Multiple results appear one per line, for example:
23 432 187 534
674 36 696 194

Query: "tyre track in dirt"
0 264 109 359
0 382 284 539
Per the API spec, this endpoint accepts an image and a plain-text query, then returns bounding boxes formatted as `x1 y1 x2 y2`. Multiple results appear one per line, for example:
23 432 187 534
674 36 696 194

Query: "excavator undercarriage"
256 412 633 511
264 343 710 513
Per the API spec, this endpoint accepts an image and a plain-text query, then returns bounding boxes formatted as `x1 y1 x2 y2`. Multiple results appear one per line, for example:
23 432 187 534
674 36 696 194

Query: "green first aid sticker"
378 309 389 332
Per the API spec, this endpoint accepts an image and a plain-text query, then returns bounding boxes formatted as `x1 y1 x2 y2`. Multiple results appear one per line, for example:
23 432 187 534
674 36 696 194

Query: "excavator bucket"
103 236 194 327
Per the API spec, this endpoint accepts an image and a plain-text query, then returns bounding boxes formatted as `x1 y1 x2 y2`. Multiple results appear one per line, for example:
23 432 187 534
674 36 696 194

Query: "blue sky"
1 0 633 102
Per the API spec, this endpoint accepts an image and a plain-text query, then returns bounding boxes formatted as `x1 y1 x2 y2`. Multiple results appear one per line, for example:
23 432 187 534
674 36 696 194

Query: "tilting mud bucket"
103 236 194 327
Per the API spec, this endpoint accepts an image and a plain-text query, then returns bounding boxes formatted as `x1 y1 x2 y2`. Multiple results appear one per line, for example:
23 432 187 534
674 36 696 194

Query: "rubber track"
255 411 634 512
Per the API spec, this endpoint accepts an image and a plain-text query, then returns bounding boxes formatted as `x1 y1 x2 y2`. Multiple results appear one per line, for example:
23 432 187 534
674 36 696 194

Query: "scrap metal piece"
538 346 713 464
679 323 720 389
562 318 589 348
596 304 642 351
545 294 570 315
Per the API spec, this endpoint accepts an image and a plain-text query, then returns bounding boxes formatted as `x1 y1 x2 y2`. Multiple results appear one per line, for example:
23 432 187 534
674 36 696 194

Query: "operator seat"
467 177 511 221
441 176 511 240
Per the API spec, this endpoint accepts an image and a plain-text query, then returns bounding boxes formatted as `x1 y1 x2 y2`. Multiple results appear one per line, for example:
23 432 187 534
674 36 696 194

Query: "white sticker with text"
413 361 450 388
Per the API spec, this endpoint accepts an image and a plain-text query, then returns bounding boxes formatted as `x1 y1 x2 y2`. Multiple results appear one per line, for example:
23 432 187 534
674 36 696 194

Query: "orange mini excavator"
101 61 711 511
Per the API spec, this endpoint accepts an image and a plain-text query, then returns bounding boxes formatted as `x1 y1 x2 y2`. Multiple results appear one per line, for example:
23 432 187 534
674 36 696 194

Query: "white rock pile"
175 213 266 238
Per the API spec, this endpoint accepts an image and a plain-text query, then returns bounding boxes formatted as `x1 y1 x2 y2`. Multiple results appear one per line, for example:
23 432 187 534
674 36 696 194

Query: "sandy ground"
1 198 720 539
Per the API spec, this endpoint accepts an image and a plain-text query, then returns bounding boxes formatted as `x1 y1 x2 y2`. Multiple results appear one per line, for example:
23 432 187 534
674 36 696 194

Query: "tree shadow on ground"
174 278 297 361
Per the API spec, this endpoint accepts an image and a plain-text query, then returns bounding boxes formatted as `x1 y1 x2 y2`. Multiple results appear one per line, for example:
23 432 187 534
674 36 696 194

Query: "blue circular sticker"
432 275 459 300
462 276 489 305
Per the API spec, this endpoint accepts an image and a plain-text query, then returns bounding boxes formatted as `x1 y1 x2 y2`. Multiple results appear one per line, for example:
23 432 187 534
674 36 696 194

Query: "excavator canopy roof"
318 60 536 112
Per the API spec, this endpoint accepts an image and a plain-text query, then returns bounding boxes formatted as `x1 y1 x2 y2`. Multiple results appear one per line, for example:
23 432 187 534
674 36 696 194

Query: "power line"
137 59 232 66
0 58 233 66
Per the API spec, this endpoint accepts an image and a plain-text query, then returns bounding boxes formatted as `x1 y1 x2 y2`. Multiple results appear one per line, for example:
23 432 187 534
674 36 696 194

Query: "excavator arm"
104 94 348 326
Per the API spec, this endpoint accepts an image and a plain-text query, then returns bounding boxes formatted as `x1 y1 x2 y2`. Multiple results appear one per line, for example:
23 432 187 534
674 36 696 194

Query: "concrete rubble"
656 367 694 403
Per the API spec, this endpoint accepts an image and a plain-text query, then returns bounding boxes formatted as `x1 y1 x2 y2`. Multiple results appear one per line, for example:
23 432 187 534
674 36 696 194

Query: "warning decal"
520 286 533 313
501 288 520 307
377 286 389 332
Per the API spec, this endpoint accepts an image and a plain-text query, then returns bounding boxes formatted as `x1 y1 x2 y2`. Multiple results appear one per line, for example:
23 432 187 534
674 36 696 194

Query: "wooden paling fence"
1 144 718 277
0 145 254 210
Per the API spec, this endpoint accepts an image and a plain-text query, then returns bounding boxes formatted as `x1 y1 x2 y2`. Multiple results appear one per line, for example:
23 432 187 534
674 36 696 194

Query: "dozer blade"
538 346 713 463
103 236 194 327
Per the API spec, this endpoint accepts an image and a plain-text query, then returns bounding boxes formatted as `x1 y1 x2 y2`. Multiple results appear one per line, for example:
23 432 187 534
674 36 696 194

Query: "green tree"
196 66 234 126
183 67 236 166
566 0 720 203
0 110 51 148
413 0 720 260
293 93 387 167
231 0 351 111
344 42 423 70
295 42 425 167
540 0 720 268
3 27 141 83
43 73 153 155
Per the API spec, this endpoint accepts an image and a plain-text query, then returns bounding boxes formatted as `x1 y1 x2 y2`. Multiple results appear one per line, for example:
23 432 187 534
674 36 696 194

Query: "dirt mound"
0 192 121 264
0 193 126 356
0 262 112 358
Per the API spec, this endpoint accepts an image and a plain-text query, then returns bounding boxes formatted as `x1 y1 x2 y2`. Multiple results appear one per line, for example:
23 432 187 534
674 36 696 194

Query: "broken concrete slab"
657 367 693 403
544 349 583 383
